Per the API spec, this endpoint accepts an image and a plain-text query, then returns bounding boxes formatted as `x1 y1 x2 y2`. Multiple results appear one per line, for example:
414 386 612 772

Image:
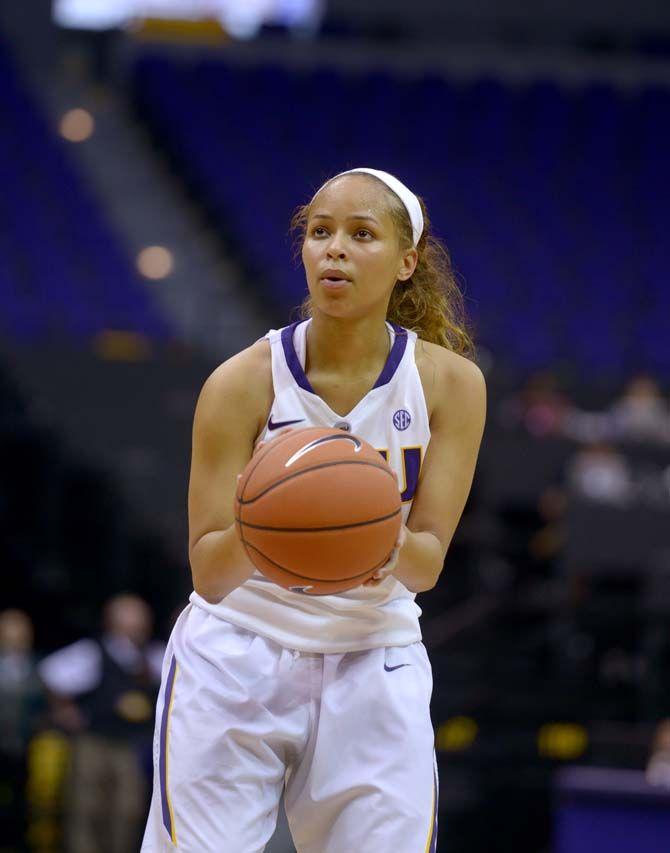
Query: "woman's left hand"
363 526 407 586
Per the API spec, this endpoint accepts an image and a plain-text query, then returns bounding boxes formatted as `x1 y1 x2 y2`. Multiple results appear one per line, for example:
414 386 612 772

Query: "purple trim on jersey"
281 322 315 393
159 655 177 840
372 323 407 388
281 320 407 394
429 759 439 853
400 447 422 502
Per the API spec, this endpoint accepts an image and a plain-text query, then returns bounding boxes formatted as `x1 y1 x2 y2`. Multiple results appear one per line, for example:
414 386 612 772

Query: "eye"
355 229 373 239
311 226 328 237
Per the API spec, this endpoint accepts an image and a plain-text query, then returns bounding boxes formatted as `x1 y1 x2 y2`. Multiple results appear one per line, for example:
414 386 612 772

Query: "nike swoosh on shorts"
384 663 411 672
268 416 304 430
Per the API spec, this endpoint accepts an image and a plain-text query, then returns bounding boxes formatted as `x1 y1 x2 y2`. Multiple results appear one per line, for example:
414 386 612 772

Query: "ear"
397 247 418 282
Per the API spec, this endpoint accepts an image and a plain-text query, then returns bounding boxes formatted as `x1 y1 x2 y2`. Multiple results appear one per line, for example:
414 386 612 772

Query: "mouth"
320 278 351 291
319 270 352 288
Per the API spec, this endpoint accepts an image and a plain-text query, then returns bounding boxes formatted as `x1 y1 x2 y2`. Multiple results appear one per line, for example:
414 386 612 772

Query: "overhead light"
137 246 174 279
59 108 95 142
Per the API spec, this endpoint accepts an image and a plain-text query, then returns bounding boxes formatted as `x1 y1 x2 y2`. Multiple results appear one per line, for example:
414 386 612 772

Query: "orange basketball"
234 427 401 595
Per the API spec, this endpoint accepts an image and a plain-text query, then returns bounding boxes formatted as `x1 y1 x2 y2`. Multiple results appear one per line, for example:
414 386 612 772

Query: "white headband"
318 167 424 246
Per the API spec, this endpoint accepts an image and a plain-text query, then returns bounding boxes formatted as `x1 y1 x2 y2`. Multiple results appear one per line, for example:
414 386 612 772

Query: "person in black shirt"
39 594 165 853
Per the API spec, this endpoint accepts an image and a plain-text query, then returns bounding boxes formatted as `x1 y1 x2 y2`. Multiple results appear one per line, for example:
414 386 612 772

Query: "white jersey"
190 318 432 653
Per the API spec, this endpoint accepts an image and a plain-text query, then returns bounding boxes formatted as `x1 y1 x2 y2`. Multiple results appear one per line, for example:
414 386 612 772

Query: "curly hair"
290 172 475 358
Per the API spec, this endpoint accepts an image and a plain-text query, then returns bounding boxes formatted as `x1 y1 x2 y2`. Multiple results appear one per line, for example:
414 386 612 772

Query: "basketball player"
142 168 486 852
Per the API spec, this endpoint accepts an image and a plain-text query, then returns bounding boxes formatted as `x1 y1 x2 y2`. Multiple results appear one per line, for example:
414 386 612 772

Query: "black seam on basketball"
236 507 401 532
242 541 389 583
238 460 397 506
237 522 261 572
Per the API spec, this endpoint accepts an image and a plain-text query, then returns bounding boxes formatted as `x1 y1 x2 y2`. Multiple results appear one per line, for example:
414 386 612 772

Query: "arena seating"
133 55 670 378
1 36 667 851
0 45 170 342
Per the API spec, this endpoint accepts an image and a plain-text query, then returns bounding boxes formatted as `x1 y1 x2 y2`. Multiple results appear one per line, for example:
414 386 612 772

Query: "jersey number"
377 447 422 503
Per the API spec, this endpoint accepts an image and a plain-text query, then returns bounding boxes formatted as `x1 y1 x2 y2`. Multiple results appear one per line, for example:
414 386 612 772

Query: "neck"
306 309 391 376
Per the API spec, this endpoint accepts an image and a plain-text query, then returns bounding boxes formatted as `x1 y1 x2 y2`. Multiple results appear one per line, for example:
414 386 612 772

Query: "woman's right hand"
251 425 296 456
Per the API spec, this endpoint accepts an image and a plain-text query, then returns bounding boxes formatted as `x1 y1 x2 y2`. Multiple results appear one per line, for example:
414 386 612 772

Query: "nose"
326 231 346 260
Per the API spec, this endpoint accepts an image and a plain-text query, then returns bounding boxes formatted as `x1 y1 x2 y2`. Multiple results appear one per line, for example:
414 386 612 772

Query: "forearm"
393 528 445 593
190 525 256 603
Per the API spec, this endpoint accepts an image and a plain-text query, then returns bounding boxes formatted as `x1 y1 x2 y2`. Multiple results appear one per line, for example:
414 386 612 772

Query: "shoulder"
195 338 273 437
202 337 272 400
415 339 487 424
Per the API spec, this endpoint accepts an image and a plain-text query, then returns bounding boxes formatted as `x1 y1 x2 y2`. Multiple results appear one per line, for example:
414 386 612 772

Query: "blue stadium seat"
132 54 669 378
0 44 171 343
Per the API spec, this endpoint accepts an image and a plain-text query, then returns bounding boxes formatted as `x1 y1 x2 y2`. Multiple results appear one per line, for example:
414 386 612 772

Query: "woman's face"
301 175 417 320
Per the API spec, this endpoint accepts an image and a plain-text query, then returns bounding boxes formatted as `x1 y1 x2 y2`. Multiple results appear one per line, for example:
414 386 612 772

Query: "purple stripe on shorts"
372 324 407 389
281 321 315 393
429 759 439 853
159 655 177 840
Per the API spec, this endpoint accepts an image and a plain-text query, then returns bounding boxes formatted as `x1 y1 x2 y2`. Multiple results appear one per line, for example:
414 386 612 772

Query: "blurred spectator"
608 374 670 444
0 609 44 848
646 720 670 787
563 374 670 445
499 371 572 436
562 406 612 444
566 442 633 505
39 594 164 853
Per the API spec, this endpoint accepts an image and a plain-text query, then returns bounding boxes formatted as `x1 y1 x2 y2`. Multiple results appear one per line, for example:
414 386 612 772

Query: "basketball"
234 427 402 595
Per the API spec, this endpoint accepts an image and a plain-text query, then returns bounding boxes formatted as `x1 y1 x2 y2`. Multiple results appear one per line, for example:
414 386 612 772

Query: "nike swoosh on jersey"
267 416 304 430
384 663 411 672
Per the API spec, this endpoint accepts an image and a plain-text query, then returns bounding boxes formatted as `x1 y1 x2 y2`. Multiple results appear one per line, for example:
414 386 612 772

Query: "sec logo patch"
393 409 411 431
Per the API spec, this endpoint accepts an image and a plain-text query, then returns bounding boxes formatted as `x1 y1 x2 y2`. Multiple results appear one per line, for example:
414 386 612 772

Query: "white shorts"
141 604 438 853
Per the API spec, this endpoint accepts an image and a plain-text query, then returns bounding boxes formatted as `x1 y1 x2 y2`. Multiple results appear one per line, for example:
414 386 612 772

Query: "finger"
369 565 391 582
254 425 296 452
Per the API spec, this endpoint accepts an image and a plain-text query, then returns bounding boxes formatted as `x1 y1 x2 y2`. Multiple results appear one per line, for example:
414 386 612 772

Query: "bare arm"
188 340 273 603
393 349 487 593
